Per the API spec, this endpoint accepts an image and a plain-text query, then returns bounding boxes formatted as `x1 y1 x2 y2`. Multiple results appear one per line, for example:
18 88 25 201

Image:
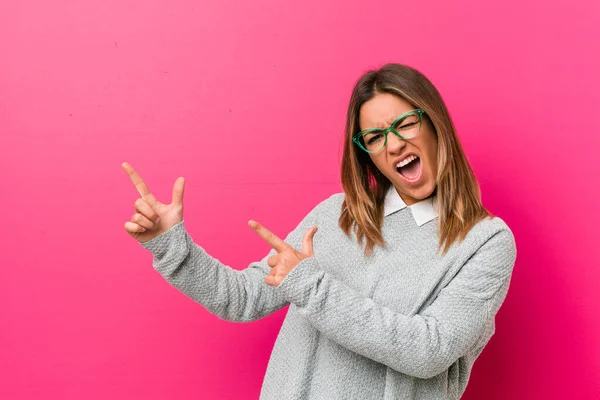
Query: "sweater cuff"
139 220 186 258
276 256 325 307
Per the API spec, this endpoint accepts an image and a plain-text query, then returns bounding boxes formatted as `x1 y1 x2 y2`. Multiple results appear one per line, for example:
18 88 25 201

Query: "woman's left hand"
248 220 318 287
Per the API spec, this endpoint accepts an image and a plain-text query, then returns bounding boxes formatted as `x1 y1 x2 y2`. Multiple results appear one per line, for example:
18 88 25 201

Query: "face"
358 92 438 206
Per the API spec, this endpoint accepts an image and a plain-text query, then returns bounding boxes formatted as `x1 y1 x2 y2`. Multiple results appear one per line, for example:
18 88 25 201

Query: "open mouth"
395 155 422 182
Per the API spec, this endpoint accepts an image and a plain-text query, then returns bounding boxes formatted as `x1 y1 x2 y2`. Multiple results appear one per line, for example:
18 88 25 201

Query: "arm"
139 200 325 323
274 225 517 379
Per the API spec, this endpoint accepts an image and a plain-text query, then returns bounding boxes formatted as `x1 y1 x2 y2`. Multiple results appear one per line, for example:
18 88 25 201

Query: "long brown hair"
339 63 492 256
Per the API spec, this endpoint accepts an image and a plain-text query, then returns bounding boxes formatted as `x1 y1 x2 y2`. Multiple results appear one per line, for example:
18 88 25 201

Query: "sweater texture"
140 192 517 399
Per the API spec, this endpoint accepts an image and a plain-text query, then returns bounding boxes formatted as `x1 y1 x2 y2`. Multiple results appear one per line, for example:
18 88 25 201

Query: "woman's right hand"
121 161 186 243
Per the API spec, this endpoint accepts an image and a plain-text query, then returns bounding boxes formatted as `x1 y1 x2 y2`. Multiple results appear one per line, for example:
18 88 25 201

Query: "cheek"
369 154 384 170
423 133 438 164
428 143 439 175
368 155 393 178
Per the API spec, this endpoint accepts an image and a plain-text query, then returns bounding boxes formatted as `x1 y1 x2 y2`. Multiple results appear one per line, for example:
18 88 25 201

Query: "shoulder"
312 192 346 214
461 216 517 268
468 216 515 246
298 192 346 225
325 192 348 217
327 192 346 207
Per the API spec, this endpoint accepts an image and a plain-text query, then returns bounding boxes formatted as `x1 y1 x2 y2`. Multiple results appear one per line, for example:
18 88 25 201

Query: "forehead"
359 93 414 130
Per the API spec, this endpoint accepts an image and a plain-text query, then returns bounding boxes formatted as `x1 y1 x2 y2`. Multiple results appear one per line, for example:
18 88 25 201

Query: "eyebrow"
365 114 403 131
388 112 410 124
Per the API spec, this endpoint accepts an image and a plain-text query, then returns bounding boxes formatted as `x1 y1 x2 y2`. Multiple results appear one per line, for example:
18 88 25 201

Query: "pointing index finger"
121 162 153 199
248 220 291 253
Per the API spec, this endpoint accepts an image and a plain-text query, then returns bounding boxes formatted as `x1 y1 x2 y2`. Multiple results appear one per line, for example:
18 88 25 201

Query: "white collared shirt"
383 186 439 226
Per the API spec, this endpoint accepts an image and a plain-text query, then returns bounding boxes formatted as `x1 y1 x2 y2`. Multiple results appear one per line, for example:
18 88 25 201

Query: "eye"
394 114 419 130
366 133 383 145
399 122 417 129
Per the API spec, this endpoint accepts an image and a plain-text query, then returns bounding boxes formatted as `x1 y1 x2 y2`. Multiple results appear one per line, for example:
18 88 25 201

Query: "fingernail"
141 227 146 232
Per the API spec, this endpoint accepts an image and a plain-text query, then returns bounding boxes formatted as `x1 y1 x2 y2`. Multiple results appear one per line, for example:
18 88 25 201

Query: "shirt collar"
383 186 439 226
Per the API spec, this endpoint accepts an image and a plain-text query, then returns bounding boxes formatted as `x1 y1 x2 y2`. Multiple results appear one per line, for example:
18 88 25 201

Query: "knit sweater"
139 192 517 399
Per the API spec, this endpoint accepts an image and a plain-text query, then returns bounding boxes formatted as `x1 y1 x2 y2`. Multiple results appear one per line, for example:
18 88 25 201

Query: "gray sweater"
140 192 517 399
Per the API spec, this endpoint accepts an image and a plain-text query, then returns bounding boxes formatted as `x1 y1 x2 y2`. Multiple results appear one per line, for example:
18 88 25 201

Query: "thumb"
172 177 185 206
301 226 318 256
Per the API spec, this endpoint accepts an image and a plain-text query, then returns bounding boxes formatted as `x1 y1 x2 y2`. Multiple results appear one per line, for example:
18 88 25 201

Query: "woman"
122 63 517 399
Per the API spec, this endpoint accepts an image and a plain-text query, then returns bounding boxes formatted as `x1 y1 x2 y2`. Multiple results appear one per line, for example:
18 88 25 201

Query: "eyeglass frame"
352 109 426 154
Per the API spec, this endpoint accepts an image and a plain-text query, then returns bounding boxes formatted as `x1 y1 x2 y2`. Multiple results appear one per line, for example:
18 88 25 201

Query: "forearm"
140 221 288 322
276 257 510 379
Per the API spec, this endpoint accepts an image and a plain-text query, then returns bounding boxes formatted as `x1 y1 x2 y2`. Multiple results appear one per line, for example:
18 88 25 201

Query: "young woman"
123 63 517 399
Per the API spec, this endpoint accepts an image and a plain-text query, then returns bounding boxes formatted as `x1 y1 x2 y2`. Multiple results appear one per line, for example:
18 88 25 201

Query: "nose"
386 131 406 154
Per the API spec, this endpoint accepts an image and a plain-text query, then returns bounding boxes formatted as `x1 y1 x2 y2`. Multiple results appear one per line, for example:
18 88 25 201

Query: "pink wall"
1 0 598 398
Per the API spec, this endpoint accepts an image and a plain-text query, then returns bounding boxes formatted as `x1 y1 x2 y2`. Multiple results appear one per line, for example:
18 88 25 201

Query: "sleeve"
274 226 517 379
138 199 326 323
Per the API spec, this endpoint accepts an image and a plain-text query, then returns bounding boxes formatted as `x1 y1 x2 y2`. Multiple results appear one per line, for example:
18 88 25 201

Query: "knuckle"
275 270 285 279
135 213 147 224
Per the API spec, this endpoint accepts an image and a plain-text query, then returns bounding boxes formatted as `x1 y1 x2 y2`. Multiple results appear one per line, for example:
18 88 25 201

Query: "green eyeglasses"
352 109 425 154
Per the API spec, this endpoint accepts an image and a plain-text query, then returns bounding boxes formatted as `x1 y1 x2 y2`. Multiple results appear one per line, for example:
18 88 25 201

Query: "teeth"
396 155 418 168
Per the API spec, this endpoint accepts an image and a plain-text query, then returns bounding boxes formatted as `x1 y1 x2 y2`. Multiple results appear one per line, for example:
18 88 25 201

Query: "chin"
393 175 436 204
416 181 437 199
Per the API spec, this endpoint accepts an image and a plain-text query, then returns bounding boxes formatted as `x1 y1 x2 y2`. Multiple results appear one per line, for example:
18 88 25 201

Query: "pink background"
1 0 599 398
